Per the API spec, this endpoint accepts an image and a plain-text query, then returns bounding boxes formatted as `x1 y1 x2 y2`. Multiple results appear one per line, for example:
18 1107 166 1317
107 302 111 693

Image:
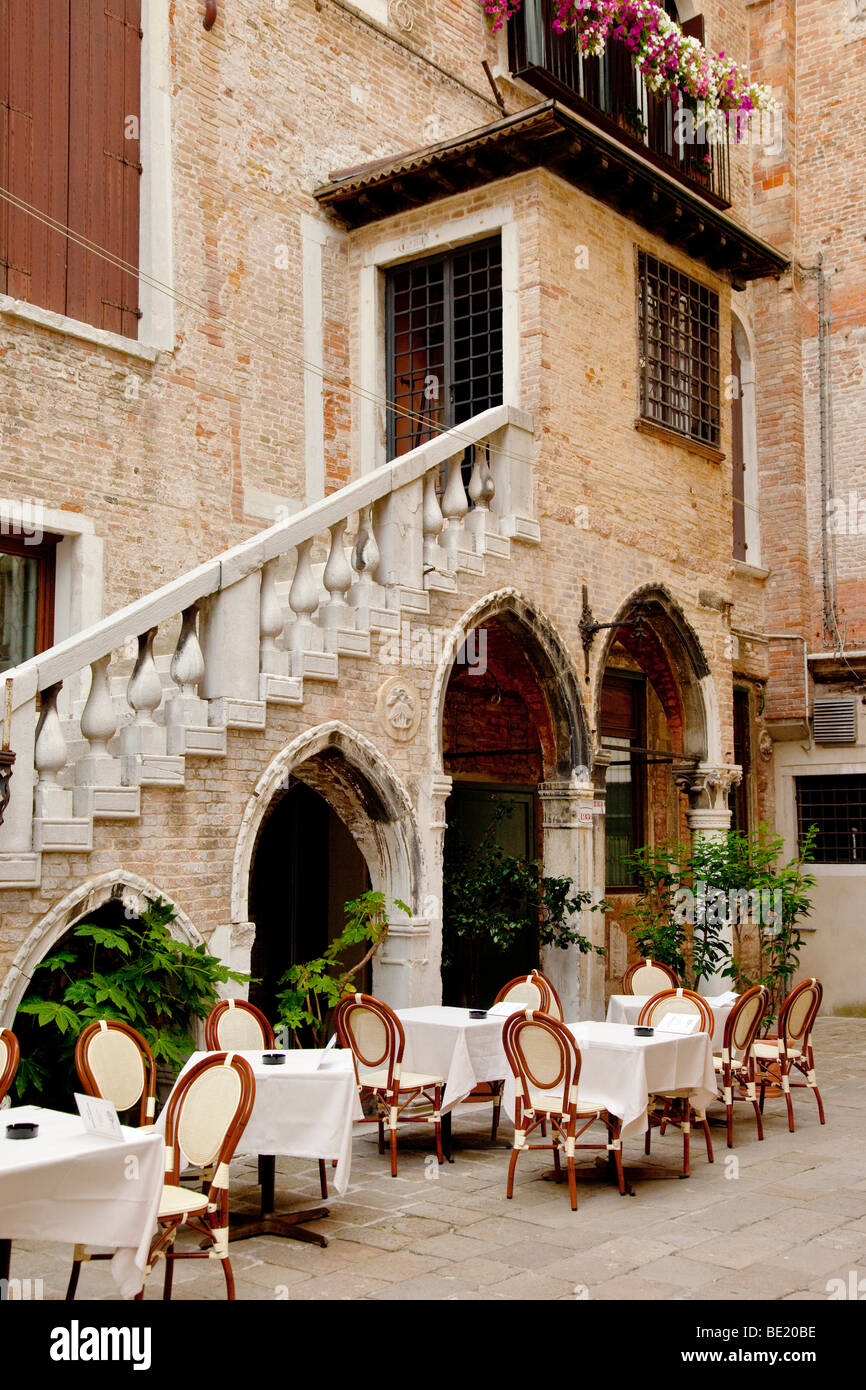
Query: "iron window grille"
385 238 503 458
638 251 721 447
796 774 866 864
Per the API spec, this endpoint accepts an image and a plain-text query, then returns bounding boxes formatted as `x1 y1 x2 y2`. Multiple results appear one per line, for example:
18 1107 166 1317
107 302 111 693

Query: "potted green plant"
13 897 249 1106
274 890 409 1048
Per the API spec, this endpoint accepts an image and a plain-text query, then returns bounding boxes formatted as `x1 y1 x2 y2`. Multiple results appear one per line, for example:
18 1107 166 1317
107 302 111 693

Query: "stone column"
538 777 601 1022
408 771 452 1006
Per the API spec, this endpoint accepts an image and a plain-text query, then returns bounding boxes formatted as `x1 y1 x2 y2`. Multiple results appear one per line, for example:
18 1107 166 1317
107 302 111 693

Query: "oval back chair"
204 999 275 1051
638 988 714 1034
754 978 825 1133
502 1011 624 1209
621 958 680 996
334 993 444 1177
74 1019 157 1125
494 974 552 1013
531 970 563 1021
0 1028 20 1104
715 984 769 1148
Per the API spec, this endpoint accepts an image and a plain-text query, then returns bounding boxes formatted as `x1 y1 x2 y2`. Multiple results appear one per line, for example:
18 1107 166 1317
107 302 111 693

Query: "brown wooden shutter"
731 331 747 560
681 15 705 44
0 0 70 313
67 0 141 337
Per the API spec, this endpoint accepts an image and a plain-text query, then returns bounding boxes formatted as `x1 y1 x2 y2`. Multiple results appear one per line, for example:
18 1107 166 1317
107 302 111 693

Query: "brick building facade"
0 0 862 1023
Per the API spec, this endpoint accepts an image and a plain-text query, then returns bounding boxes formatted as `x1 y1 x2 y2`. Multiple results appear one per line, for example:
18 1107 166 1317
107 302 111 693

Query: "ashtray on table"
469 1010 488 1019
633 1026 654 1037
6 1122 38 1139
261 1053 286 1065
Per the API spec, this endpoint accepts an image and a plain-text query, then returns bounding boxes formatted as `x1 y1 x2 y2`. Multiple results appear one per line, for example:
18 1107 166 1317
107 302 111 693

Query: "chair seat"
158 1185 210 1220
713 1054 745 1070
649 1087 694 1101
527 1091 606 1117
753 1040 805 1061
362 1069 444 1091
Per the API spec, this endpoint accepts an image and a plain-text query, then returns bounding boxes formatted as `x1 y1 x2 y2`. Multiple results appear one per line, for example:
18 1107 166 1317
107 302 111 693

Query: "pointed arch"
428 587 591 778
231 720 423 926
0 871 203 1027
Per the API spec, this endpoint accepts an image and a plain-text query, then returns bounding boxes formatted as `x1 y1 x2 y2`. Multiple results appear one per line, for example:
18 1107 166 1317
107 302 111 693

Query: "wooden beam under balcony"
315 101 788 285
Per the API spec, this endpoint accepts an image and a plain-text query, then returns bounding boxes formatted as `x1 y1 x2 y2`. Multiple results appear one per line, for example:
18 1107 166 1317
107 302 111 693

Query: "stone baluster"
165 606 211 753
322 519 354 637
349 505 381 620
34 683 68 818
79 656 118 770
259 559 285 674
422 470 445 575
121 628 165 778
465 443 496 553
284 537 320 655
440 453 469 573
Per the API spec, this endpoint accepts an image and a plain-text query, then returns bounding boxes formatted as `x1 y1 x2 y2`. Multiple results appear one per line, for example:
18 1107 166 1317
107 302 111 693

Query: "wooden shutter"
0 0 70 313
681 15 705 44
731 331 747 560
67 0 141 337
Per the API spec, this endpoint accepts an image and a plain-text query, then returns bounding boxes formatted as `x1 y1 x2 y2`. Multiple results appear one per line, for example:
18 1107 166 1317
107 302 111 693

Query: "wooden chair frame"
139 1052 256 1301
714 984 769 1148
638 989 714 1176
755 979 825 1133
531 969 564 1020
204 998 275 1050
621 958 680 995
463 974 556 1142
0 1028 20 1104
66 1019 158 1298
502 1011 625 1210
335 993 444 1177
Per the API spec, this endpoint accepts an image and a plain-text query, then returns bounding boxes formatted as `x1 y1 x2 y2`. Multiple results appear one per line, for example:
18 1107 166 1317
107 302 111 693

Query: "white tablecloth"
163 1051 362 1195
606 994 736 1049
504 1021 718 1143
0 1105 164 1298
397 1007 509 1114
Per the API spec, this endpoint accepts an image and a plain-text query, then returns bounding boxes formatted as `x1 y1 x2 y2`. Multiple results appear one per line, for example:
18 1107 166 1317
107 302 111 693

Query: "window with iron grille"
796 774 866 864
637 251 721 447
385 238 503 458
601 674 646 889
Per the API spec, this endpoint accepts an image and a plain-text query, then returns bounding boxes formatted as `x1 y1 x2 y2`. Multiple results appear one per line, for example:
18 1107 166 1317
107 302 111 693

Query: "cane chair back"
621 958 680 995
531 970 563 1021
335 993 403 1088
494 974 552 1013
639 988 713 1034
0 1028 20 1103
204 999 275 1051
778 979 822 1056
74 1020 157 1126
503 1011 579 1116
714 985 768 1149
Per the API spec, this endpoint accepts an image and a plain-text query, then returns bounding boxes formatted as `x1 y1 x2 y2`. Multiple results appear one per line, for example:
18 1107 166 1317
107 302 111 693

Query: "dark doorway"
442 782 539 1008
248 781 371 1024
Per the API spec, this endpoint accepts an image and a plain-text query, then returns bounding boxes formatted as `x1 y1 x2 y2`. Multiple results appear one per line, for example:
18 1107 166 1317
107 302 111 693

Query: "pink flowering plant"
483 0 776 119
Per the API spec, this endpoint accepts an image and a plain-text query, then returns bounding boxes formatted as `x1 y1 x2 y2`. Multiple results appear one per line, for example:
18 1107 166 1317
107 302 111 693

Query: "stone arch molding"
231 720 423 926
428 587 592 777
0 871 203 1028
592 582 719 764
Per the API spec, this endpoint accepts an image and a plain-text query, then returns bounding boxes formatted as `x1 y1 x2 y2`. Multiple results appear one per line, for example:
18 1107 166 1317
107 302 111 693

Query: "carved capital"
675 763 742 813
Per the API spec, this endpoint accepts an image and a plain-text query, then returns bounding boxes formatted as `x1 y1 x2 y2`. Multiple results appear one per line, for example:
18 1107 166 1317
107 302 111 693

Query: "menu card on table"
656 1014 701 1035
74 1092 124 1140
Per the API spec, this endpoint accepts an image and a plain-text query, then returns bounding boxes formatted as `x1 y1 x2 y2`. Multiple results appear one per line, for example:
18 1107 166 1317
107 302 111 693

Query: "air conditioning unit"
812 697 858 745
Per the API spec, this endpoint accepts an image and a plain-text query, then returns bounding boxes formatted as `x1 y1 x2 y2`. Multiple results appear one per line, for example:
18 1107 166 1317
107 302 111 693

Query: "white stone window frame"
0 0 173 360
358 203 520 473
731 305 762 569
778 760 866 889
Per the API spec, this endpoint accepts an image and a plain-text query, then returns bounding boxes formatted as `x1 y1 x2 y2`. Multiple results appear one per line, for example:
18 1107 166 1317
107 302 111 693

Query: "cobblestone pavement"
8 1018 866 1302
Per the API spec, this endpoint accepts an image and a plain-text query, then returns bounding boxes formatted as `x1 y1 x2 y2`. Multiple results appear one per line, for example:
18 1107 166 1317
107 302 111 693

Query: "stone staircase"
0 405 539 888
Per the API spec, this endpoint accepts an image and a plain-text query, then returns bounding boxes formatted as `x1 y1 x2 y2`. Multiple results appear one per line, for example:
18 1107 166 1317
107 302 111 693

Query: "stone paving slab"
5 1017 865 1302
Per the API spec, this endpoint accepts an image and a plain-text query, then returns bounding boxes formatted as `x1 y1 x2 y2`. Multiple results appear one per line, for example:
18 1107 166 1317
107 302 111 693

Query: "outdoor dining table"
0 1104 164 1299
162 1048 362 1247
606 993 737 1049
397 1006 513 1159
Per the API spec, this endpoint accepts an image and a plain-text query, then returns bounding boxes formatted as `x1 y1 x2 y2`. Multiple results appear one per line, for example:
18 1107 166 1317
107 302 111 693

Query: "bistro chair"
503 1010 625 1210
335 992 444 1177
0 1027 20 1104
66 1019 158 1300
638 988 714 1176
462 973 556 1142
713 985 769 1148
136 1052 255 1301
754 979 826 1133
531 969 564 1021
621 958 680 995
205 998 330 1197
204 998 275 1050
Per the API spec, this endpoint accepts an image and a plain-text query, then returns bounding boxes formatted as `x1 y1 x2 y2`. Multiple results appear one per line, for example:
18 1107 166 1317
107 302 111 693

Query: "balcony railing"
507 0 731 207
